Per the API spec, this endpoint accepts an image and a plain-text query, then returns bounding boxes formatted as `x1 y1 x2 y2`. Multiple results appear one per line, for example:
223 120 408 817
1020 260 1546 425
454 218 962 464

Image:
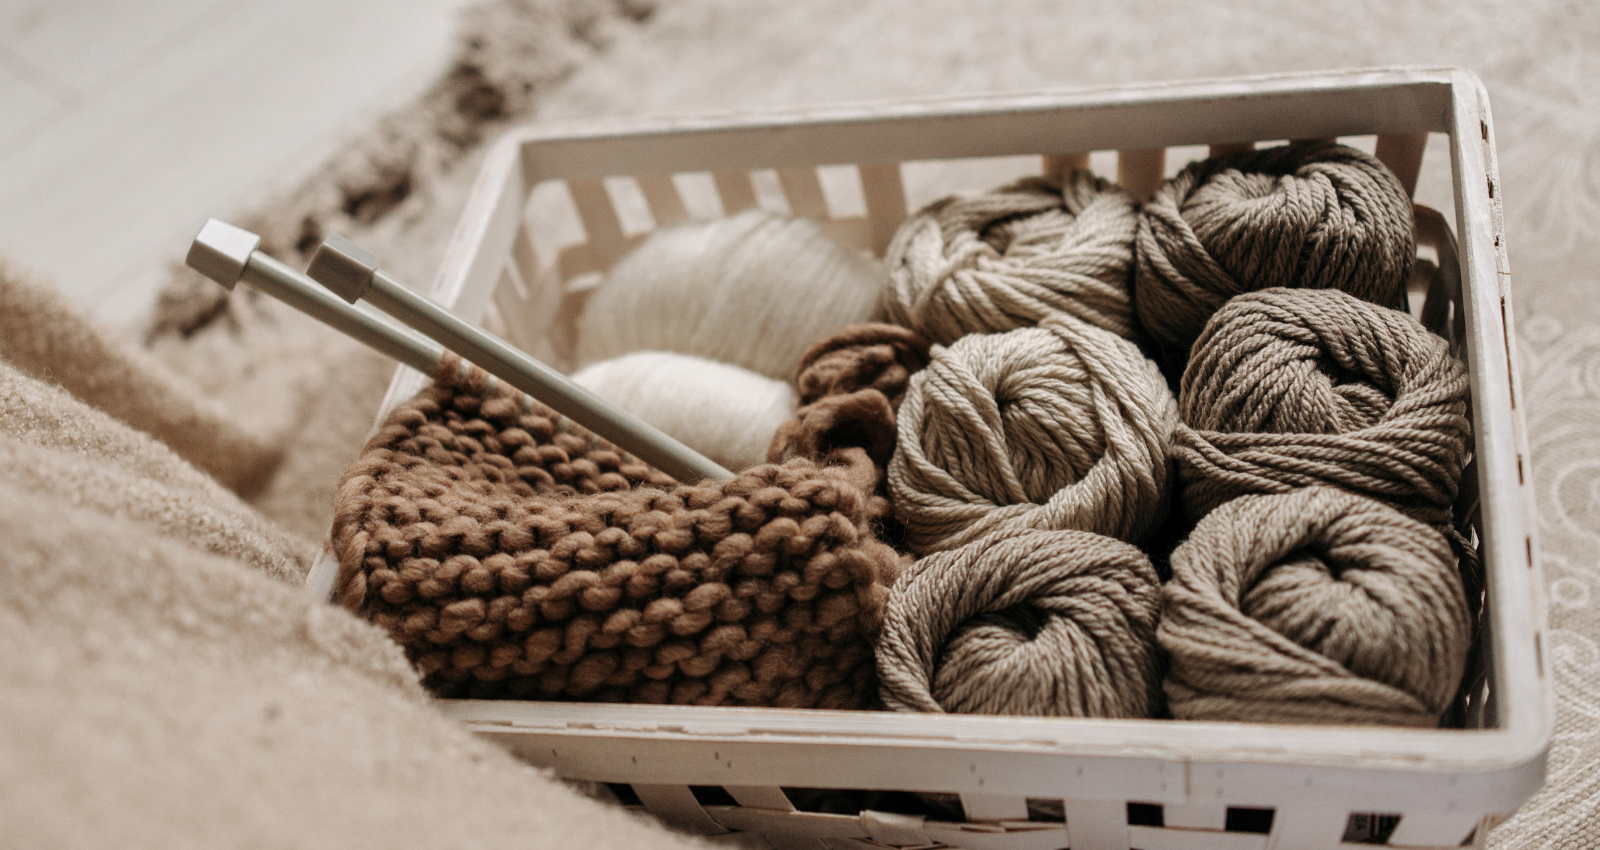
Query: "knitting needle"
186 218 443 374
303 233 735 483
184 219 733 483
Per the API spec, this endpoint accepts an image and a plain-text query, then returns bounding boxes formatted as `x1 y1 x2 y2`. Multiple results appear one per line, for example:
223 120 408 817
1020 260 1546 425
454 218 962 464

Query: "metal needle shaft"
187 219 444 375
305 234 733 483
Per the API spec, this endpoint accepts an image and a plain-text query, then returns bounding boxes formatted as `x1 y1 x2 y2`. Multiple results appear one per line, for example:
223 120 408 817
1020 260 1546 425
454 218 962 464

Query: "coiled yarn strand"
889 315 1177 555
885 170 1141 343
1135 141 1415 354
1160 487 1470 726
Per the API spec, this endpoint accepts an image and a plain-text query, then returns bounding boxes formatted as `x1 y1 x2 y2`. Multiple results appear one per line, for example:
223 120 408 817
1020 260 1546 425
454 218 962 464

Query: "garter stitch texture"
768 323 932 480
1174 288 1471 526
332 355 906 707
1159 487 1470 727
888 315 1177 555
876 529 1162 717
1135 141 1415 353
884 170 1141 344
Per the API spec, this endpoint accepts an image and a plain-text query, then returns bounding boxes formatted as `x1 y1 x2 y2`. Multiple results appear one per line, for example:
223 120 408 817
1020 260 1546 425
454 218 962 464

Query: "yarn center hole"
1240 550 1415 689
1317 355 1396 428
994 372 1102 501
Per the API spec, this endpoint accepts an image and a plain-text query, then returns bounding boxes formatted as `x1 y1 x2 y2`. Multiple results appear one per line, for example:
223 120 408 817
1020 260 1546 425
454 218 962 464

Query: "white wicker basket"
306 66 1550 850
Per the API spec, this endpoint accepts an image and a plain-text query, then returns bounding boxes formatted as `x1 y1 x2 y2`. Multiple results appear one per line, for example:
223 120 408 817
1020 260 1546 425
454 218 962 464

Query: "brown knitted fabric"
1135 141 1415 354
1174 288 1470 526
332 355 905 707
792 324 933 409
769 323 932 478
1160 487 1470 727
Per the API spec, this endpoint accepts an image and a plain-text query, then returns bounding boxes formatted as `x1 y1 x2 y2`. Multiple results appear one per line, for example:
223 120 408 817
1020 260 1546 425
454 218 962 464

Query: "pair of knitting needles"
185 219 734 483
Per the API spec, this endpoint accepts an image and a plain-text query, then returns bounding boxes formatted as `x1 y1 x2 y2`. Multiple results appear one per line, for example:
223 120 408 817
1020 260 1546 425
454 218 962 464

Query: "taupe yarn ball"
885 170 1141 344
1174 287 1470 526
1135 141 1415 353
877 529 1163 717
888 315 1178 555
1160 487 1470 727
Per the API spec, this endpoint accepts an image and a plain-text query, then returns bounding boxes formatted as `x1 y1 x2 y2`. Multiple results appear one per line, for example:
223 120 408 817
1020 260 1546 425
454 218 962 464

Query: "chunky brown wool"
1135 141 1415 354
792 324 932 409
332 355 905 707
769 323 932 481
1173 288 1471 526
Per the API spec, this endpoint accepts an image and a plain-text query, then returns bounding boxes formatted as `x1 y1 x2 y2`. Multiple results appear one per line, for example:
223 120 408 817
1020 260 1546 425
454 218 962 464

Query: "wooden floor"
0 0 475 331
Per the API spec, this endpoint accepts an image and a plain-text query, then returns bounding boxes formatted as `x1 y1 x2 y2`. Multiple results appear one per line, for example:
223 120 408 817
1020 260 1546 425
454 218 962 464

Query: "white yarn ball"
574 209 887 380
570 350 797 473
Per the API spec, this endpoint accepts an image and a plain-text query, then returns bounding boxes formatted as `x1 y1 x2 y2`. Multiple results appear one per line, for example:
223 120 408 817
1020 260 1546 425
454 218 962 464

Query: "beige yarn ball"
876 529 1163 718
887 315 1178 555
884 170 1140 344
1134 141 1416 354
570 351 796 473
574 209 887 380
1159 487 1471 727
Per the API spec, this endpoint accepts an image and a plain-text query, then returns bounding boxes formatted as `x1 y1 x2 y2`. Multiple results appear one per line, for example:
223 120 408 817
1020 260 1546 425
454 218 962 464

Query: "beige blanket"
0 276 710 848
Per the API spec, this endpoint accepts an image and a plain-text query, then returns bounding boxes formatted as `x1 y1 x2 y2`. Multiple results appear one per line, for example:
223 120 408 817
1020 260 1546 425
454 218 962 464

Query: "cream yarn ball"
570 350 796 473
574 209 887 380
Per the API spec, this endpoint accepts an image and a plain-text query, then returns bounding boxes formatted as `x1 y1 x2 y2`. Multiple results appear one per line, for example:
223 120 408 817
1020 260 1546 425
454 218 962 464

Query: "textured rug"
110 0 1600 847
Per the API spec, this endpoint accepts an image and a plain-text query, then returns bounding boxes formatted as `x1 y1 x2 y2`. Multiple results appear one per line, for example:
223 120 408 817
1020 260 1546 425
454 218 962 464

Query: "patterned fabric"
1495 318 1600 848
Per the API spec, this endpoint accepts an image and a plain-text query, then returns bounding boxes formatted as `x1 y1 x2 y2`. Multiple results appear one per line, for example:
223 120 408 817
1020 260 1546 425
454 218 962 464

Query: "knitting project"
332 355 905 707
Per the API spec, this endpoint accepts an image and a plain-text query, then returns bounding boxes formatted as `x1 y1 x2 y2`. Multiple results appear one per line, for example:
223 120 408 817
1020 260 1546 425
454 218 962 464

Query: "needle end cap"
308 235 379 304
186 219 261 291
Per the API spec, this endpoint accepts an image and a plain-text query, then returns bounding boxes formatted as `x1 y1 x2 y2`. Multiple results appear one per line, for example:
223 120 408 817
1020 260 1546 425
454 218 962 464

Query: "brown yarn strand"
1159 487 1470 727
769 323 932 477
1135 141 1415 353
885 170 1141 344
332 354 906 708
1174 288 1470 526
888 315 1177 555
877 529 1162 717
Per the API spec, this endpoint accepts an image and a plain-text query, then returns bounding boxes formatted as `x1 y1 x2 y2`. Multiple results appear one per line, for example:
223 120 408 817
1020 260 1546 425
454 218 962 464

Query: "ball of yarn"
884 171 1140 344
332 356 906 708
769 323 932 475
1135 141 1415 353
1159 487 1470 726
574 209 887 380
1174 287 1470 526
876 529 1162 717
571 351 795 473
888 315 1178 555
